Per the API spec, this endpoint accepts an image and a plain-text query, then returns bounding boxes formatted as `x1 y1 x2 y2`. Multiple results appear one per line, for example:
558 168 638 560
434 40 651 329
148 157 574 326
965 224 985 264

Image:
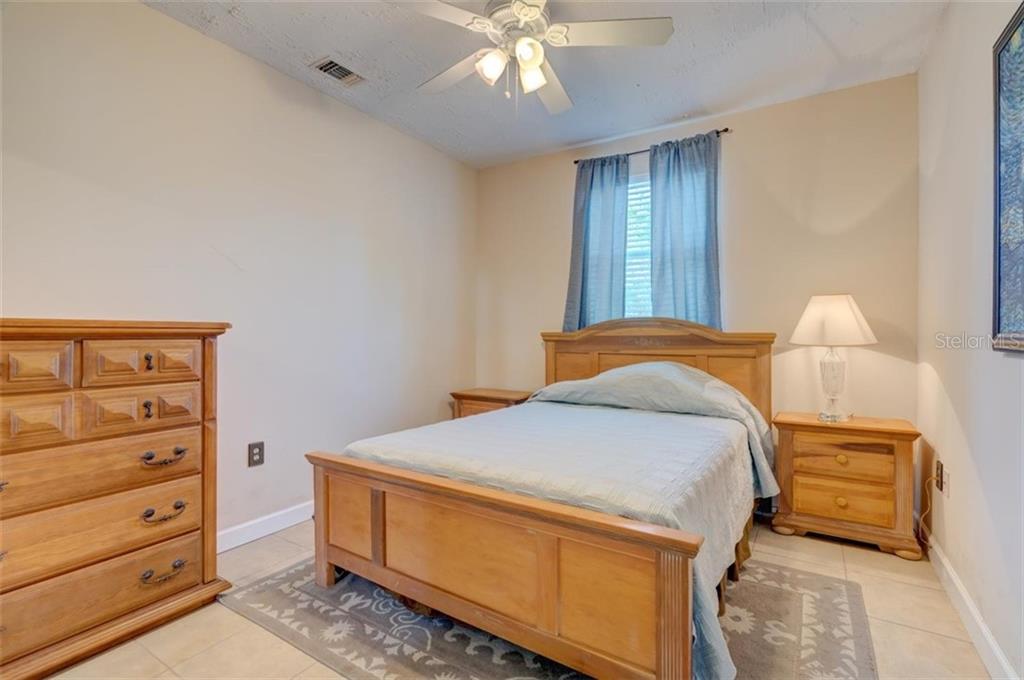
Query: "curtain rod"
572 128 732 165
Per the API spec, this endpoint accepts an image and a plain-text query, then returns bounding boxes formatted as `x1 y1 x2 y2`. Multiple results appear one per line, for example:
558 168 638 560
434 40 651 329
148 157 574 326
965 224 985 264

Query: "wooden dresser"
0 318 231 679
771 412 922 560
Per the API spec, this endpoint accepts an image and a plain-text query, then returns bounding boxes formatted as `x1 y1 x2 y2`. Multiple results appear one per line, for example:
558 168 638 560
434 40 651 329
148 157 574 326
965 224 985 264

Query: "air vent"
311 58 363 86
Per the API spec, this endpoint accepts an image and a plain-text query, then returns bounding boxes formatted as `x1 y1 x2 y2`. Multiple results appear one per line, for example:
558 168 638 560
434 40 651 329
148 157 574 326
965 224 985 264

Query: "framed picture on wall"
994 2 1024 351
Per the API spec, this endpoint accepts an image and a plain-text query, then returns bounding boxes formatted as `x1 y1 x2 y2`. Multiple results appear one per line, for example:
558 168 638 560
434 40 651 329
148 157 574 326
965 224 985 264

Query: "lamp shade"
475 49 508 86
790 294 878 347
519 66 547 94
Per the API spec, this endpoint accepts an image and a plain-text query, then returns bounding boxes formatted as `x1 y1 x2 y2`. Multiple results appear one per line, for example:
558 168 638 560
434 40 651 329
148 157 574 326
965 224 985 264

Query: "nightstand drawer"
457 399 505 417
450 388 532 419
793 475 895 528
792 431 894 483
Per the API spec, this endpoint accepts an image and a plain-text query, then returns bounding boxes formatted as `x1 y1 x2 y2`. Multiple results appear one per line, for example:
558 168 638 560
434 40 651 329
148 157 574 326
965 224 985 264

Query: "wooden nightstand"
771 412 923 560
450 388 533 418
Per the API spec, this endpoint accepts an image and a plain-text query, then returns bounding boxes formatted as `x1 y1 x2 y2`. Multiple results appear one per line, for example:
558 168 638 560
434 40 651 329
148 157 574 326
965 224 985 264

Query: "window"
563 135 720 332
624 175 653 317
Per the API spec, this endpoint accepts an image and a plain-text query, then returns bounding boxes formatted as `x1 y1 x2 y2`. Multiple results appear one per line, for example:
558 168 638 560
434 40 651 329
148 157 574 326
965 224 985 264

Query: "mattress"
344 401 754 536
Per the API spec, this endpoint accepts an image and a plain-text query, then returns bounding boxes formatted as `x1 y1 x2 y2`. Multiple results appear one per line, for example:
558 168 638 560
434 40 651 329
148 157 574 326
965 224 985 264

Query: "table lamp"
790 294 877 422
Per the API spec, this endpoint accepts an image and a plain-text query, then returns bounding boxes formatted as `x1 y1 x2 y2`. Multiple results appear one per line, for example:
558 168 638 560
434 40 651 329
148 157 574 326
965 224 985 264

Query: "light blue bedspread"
343 362 779 680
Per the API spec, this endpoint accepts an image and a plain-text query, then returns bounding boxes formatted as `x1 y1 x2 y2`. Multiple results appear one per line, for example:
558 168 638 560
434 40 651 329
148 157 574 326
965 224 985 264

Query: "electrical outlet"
248 441 265 467
935 460 944 492
942 467 951 498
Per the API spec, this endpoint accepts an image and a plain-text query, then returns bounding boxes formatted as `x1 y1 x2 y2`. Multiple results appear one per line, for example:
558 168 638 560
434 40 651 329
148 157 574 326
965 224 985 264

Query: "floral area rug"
219 558 876 679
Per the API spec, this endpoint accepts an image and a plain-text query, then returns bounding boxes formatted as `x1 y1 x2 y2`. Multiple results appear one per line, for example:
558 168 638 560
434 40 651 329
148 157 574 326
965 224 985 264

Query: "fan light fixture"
406 0 675 115
519 65 547 93
475 49 508 86
514 36 544 70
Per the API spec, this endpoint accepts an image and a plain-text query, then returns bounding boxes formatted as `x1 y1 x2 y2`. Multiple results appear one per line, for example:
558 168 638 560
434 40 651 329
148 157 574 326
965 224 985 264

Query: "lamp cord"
917 474 938 549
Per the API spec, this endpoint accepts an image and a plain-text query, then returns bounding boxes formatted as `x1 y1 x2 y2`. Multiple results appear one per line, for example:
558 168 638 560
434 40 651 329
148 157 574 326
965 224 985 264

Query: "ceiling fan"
397 0 674 115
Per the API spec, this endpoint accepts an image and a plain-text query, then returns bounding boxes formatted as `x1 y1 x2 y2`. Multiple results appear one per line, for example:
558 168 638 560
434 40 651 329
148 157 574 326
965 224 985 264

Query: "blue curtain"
649 133 722 328
562 154 630 331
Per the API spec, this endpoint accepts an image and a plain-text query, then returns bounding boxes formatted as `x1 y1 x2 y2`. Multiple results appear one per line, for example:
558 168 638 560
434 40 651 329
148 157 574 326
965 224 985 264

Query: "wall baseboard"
926 532 1020 679
217 500 314 553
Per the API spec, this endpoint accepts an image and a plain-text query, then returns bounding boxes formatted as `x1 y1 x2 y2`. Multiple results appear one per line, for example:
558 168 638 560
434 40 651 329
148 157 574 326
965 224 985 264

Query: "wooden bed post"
313 465 336 588
657 550 693 679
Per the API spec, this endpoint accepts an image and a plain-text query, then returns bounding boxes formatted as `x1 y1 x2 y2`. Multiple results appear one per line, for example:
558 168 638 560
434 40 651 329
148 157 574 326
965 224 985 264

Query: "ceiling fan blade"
537 61 573 115
418 50 485 93
548 18 674 47
393 1 493 32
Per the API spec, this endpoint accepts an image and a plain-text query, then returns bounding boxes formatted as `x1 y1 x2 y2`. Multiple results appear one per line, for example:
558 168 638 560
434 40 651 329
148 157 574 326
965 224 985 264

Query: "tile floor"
52 519 991 679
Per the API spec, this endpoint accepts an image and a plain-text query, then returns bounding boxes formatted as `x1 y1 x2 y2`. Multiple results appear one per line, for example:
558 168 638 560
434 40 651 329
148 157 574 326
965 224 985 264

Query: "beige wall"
477 76 919 422
918 2 1024 675
1 2 477 534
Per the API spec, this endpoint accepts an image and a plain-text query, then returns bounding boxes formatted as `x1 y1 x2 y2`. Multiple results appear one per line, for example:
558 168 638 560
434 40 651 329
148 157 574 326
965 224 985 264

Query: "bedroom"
0 1 1021 679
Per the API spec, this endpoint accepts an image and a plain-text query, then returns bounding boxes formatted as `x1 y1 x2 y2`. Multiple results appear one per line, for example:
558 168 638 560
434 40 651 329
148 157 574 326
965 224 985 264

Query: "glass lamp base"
819 348 849 423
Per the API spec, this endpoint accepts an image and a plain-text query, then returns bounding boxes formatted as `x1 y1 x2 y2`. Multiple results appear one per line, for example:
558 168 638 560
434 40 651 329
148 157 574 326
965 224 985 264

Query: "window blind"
624 176 653 317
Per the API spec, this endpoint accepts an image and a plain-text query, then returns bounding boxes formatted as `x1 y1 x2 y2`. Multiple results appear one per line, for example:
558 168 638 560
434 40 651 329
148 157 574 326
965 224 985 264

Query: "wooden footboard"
307 453 703 680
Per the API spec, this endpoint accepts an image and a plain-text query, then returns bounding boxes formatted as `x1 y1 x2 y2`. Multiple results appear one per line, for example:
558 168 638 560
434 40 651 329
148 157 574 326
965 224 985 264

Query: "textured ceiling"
147 1 947 167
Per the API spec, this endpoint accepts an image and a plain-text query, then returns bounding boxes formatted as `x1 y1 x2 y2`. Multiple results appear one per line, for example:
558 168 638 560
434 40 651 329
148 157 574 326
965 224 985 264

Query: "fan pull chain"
504 57 511 100
514 60 520 115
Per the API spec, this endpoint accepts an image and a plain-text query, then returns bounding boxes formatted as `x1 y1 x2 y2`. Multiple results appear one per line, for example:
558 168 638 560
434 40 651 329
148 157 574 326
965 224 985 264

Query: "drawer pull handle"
144 353 155 371
835 454 849 465
141 559 187 585
143 400 154 419
0 481 8 492
834 496 849 509
141 447 188 467
0 550 7 562
141 500 187 523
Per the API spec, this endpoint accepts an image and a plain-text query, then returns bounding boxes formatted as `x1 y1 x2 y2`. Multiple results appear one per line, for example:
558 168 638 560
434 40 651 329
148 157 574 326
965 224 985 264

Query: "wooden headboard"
541 318 776 421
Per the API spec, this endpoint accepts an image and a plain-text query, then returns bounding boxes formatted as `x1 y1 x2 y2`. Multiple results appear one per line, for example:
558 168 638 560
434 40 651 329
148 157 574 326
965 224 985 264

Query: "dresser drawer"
0 341 74 393
83 340 201 387
0 392 75 451
0 476 201 591
0 532 201 663
792 431 894 484
0 428 202 518
77 383 201 439
793 474 895 529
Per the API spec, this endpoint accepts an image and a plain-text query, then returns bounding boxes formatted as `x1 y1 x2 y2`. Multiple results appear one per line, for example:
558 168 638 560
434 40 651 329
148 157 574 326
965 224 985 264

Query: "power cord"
917 474 939 549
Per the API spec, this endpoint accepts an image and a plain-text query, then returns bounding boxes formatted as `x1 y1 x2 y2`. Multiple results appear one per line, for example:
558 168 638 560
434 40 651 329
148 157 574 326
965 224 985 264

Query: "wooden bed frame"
307 318 775 679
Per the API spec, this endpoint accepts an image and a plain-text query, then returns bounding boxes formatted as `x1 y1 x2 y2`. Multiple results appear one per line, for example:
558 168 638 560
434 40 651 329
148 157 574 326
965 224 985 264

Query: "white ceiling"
148 1 947 167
